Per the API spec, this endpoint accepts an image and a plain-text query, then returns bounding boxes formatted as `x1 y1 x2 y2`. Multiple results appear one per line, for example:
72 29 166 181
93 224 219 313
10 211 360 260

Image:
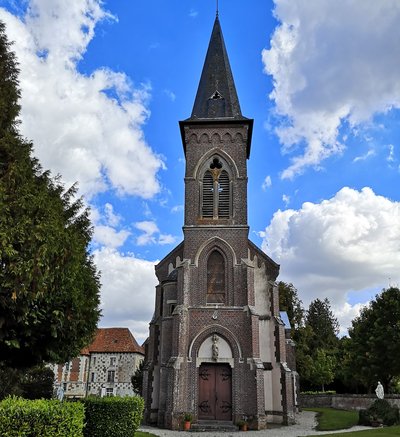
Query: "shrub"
82 396 144 437
359 399 400 426
0 396 85 436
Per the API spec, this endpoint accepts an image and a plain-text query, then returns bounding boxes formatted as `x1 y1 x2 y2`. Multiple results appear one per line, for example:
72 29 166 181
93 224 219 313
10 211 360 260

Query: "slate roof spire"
190 15 244 120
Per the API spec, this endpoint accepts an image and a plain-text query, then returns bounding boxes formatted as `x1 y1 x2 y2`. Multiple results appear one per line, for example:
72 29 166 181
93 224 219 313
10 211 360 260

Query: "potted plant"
183 413 192 431
237 416 248 431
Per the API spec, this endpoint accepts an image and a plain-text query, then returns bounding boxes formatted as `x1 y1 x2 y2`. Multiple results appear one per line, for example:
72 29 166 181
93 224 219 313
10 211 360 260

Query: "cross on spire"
216 0 219 17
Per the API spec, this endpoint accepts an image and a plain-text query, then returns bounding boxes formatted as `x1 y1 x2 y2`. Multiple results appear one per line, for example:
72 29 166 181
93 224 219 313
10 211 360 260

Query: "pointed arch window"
201 158 231 219
207 250 226 304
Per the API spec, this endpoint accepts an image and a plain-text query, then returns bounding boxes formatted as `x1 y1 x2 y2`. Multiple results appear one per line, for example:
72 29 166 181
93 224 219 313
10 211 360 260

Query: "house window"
201 158 230 219
93 357 96 365
91 372 95 382
110 357 116 366
207 250 226 304
107 370 115 383
106 388 114 397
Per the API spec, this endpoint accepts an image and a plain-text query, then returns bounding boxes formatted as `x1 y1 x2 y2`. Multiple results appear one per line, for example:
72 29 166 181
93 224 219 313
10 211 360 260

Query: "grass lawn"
305 426 400 437
304 407 359 431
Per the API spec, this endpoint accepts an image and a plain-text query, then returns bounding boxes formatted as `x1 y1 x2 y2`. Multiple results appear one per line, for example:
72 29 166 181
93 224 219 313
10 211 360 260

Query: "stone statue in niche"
212 334 219 361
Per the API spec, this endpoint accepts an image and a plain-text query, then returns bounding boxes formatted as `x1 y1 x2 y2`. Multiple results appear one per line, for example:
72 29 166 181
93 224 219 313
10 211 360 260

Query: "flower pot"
239 423 248 431
184 420 191 431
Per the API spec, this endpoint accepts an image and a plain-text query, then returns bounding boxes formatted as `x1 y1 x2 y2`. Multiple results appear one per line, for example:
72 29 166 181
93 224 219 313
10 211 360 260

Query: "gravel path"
139 411 372 436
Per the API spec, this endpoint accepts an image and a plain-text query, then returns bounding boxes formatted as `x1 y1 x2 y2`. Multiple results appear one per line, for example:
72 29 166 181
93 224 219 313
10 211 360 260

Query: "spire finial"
216 0 219 17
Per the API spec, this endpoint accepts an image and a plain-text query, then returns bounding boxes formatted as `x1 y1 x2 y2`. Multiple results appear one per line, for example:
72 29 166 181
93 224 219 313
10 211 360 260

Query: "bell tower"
143 14 297 431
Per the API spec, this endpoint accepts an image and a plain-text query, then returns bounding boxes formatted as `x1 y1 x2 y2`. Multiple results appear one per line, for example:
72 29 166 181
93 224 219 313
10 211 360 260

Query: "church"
143 13 297 431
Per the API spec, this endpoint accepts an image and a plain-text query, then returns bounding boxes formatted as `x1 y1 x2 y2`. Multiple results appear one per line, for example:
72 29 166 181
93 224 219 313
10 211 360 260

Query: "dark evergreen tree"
20 365 55 400
131 360 144 396
0 20 101 369
306 298 339 351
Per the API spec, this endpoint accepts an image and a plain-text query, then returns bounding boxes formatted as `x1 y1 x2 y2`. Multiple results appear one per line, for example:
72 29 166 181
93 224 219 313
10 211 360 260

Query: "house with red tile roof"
53 328 144 398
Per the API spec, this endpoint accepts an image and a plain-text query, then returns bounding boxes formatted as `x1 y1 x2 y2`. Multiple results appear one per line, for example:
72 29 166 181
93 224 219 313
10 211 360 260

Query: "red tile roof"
84 328 144 355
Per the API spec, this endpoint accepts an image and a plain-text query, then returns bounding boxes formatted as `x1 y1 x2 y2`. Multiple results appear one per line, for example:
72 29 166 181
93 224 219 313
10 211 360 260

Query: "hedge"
81 396 144 437
359 399 400 427
0 396 85 437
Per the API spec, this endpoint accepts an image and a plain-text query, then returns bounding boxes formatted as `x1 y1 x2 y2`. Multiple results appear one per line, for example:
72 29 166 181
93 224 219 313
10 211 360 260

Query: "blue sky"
1 0 399 343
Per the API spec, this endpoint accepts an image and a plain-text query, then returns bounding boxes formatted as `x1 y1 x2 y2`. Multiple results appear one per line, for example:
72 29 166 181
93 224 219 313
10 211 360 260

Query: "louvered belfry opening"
218 170 230 218
207 250 226 304
202 171 214 217
202 158 231 219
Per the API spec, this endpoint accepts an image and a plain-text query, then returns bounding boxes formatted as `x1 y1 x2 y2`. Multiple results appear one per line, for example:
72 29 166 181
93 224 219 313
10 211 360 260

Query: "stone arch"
211 132 222 144
222 132 233 143
194 237 237 267
189 324 242 364
195 238 236 306
189 133 198 144
200 132 210 144
234 132 244 143
193 148 239 180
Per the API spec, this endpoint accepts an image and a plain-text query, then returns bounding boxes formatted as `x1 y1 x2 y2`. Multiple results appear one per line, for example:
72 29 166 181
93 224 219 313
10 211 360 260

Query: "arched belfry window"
201 157 231 219
207 250 225 304
202 171 214 218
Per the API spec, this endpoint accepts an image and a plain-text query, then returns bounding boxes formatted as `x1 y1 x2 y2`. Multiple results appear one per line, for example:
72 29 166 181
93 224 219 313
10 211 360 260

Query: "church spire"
190 15 244 120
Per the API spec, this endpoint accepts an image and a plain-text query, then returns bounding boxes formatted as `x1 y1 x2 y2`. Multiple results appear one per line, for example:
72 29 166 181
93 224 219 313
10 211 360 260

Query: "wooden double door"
198 364 232 421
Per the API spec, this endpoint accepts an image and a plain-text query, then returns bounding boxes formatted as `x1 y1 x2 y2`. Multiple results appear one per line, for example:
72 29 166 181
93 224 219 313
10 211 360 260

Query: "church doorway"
198 363 232 421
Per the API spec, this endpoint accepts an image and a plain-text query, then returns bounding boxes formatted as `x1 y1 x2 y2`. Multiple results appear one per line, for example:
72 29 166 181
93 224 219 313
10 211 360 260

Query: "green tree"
306 298 339 351
131 360 144 396
0 20 101 369
278 281 305 330
348 287 400 391
309 348 336 392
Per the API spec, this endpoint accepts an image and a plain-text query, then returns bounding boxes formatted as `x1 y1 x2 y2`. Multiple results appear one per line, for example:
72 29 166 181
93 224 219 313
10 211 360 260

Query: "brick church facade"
143 14 297 430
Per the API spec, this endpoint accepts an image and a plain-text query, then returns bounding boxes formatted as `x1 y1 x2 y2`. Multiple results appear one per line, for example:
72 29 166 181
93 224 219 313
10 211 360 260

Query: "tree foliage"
348 287 400 390
278 281 305 330
306 298 339 351
308 348 336 392
131 360 144 396
0 20 101 368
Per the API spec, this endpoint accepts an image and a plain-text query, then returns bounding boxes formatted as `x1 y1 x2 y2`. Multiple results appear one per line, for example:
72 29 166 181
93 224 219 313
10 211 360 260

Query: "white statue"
375 381 384 399
212 334 219 361
57 385 64 401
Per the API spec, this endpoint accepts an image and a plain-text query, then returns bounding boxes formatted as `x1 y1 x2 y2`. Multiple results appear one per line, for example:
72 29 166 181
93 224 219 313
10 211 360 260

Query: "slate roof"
190 15 245 120
84 328 144 355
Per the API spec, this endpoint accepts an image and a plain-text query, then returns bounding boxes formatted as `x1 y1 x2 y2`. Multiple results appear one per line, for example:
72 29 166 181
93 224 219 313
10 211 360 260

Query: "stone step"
190 421 239 432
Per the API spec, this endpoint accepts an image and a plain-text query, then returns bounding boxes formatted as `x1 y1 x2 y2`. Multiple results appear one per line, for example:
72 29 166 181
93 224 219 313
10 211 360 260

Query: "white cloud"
336 302 368 337
263 0 400 179
387 144 395 163
0 1 164 198
353 149 376 163
134 220 177 246
262 175 272 191
93 225 130 249
158 234 177 245
135 221 159 245
104 203 121 227
282 194 290 206
189 9 198 18
94 248 158 344
260 187 400 330
171 205 184 214
163 89 176 102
